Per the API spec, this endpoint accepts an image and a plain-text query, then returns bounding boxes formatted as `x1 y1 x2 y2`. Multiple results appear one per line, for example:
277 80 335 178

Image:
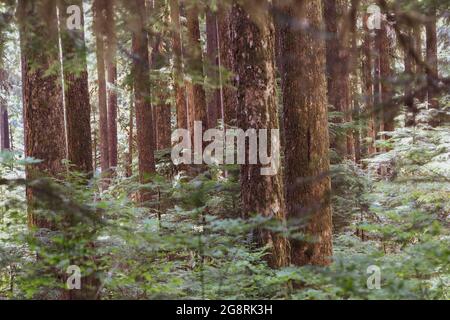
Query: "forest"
0 0 449 301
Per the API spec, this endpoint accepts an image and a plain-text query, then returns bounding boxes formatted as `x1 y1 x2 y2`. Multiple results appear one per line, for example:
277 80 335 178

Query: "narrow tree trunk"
186 3 207 135
154 100 171 150
169 0 188 130
374 26 382 142
426 8 439 111
129 0 156 201
18 0 66 229
59 0 93 175
349 0 358 161
187 82 195 132
105 0 118 169
206 8 220 129
150 0 172 150
217 4 236 127
362 15 376 154
404 27 417 127
232 2 288 268
278 0 333 266
0 104 10 151
93 0 110 174
378 19 394 133
414 25 426 103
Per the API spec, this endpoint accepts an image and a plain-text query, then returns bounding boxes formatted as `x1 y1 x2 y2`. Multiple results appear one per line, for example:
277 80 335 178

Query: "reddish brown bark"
149 1 172 150
0 104 10 151
232 2 288 268
324 0 354 161
404 26 417 127
59 0 93 174
278 0 333 266
217 4 236 127
362 15 377 154
187 83 195 132
206 8 220 129
94 0 110 174
186 3 207 135
129 0 156 201
18 0 66 228
378 19 394 133
169 0 188 130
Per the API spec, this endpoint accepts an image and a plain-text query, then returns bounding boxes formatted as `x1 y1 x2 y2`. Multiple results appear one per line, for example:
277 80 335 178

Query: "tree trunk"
93 0 110 175
414 25 426 103
378 19 394 133
278 0 333 266
218 4 236 127
18 0 66 229
169 0 188 130
186 3 207 136
59 1 100 299
426 8 439 111
404 26 417 127
323 0 353 161
0 104 10 151
105 0 118 169
231 2 288 268
150 0 172 150
362 15 376 154
129 0 156 201
206 8 220 129
59 0 93 175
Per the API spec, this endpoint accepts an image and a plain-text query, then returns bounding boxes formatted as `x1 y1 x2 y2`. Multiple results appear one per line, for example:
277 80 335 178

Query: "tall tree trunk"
323 0 353 161
404 26 417 127
59 0 93 175
129 0 156 201
349 0 358 162
217 3 236 127
105 0 118 169
18 0 66 229
378 19 394 133
206 7 220 129
0 104 10 151
278 0 333 266
59 1 99 299
150 0 172 150
186 3 207 136
426 7 439 111
93 0 110 174
414 25 426 103
169 0 188 130
373 24 382 143
362 15 376 154
232 1 288 268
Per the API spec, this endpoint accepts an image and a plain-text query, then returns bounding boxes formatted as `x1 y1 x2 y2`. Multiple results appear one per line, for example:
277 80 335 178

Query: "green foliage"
1 123 449 300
